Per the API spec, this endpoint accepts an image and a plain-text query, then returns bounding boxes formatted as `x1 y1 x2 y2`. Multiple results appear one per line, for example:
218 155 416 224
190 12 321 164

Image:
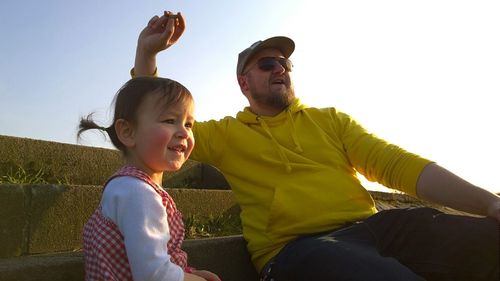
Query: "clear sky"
1 1 499 193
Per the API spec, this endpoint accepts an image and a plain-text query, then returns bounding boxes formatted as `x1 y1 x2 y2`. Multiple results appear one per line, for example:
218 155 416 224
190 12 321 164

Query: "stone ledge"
369 190 474 216
0 185 239 258
0 135 124 186
183 235 258 281
0 252 83 281
0 134 229 188
0 236 258 281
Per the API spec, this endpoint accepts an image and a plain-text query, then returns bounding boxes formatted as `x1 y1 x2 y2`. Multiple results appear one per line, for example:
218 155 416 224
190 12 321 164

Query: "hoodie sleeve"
333 109 432 196
191 117 231 166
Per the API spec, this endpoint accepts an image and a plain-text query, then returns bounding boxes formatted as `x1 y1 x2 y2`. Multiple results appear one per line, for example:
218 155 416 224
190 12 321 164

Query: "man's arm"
416 163 500 221
133 11 186 77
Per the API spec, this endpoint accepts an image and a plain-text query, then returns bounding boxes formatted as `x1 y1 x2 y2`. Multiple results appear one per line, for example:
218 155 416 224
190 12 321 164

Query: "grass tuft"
0 165 71 185
0 165 48 184
184 214 242 239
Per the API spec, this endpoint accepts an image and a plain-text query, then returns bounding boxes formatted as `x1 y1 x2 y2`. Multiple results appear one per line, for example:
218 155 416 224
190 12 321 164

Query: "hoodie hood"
236 98 308 124
236 98 308 172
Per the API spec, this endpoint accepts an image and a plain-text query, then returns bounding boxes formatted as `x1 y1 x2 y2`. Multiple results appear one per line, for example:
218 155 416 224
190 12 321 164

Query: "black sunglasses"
244 57 293 74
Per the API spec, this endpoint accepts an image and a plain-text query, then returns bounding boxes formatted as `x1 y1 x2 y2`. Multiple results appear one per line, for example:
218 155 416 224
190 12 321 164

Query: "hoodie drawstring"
258 117 293 173
287 109 303 153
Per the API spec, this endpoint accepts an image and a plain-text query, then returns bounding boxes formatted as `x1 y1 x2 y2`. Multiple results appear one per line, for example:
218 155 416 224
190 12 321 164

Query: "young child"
78 77 220 281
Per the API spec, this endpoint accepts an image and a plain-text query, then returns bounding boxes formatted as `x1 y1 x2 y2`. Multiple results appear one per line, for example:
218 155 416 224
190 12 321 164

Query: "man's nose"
272 62 286 74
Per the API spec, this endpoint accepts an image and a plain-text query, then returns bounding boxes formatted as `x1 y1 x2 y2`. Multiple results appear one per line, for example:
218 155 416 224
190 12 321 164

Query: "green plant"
184 214 242 239
0 164 74 185
56 175 72 185
184 215 210 238
0 165 48 184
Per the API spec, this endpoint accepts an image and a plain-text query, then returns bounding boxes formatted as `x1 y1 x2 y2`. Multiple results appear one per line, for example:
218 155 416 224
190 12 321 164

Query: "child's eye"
162 119 175 124
185 122 193 129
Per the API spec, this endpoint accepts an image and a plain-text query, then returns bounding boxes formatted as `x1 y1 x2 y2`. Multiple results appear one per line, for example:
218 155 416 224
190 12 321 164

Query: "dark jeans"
260 207 499 281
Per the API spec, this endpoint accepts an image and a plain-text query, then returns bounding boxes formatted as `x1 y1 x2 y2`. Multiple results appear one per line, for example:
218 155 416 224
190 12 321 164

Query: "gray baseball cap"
236 36 295 75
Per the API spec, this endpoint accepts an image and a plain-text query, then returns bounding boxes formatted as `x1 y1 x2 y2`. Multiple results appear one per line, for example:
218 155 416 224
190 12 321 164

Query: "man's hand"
134 11 186 76
138 11 185 55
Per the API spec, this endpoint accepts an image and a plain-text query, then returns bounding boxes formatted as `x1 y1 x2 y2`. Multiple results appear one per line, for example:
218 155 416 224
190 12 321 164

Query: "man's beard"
251 86 295 111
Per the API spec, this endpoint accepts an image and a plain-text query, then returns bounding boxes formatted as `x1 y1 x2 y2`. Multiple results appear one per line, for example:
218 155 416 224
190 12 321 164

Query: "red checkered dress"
83 165 188 280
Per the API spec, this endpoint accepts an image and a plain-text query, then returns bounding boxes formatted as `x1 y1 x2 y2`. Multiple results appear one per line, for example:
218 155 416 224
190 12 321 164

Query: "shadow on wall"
0 184 102 258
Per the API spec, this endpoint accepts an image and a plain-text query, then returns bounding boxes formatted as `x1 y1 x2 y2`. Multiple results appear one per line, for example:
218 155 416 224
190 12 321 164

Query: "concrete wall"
0 184 239 258
0 135 229 188
0 236 259 281
0 183 252 280
0 135 123 186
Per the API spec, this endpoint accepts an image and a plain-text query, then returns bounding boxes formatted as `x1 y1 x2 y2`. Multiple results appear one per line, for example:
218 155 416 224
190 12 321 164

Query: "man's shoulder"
302 105 340 115
196 115 238 126
300 106 355 126
193 115 241 137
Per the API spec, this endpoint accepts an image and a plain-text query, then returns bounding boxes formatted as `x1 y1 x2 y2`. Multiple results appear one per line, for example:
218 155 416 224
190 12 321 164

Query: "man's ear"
237 75 249 92
115 119 135 148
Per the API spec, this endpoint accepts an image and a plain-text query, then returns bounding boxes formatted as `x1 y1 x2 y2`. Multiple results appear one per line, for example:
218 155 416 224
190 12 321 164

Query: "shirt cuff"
130 67 158 78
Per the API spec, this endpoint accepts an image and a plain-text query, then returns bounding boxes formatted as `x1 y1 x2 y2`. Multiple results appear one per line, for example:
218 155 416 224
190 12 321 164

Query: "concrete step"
0 134 229 188
0 235 258 281
0 186 240 258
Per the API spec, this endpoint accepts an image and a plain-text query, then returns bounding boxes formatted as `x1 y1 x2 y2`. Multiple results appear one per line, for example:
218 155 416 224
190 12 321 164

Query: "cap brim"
253 36 295 59
237 36 295 75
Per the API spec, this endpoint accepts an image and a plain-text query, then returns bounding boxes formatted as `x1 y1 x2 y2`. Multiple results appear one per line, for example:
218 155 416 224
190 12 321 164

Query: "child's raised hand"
137 11 186 56
192 269 222 281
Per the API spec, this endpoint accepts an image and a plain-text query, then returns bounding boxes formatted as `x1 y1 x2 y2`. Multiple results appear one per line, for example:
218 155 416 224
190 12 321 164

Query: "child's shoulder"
103 176 159 199
100 176 166 227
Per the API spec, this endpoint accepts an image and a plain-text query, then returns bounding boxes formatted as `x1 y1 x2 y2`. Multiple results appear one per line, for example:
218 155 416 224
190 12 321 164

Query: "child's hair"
78 77 193 154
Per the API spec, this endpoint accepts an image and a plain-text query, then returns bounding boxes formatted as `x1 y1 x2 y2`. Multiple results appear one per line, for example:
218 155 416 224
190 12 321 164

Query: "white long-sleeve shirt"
101 176 184 281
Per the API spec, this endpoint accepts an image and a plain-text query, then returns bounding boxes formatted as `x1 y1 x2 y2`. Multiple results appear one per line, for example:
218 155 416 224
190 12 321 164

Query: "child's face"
130 92 195 174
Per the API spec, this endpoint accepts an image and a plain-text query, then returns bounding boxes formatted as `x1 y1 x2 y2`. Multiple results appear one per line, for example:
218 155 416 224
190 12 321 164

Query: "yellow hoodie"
191 99 431 271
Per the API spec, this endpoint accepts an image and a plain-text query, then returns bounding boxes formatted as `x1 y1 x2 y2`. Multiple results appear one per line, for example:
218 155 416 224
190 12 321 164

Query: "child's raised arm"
134 11 186 76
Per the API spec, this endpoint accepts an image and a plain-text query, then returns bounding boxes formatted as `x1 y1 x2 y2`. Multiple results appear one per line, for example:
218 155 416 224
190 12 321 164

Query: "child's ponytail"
77 113 125 153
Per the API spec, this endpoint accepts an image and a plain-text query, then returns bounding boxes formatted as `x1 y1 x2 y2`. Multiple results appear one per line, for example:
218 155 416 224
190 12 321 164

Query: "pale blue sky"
1 1 499 192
